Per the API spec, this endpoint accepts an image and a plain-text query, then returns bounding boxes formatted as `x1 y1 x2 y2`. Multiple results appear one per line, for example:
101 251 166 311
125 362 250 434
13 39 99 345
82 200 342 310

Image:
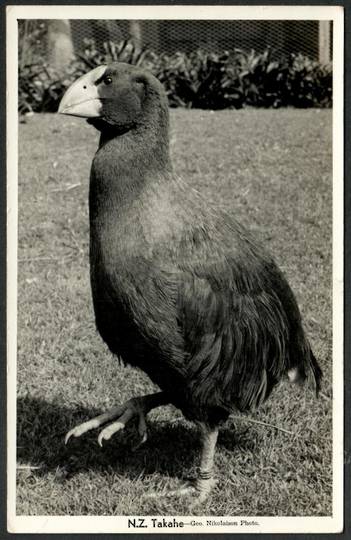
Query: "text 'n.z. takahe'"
58 63 322 501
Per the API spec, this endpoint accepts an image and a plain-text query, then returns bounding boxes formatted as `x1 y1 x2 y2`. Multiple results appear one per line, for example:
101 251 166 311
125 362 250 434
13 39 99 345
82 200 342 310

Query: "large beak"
58 65 107 118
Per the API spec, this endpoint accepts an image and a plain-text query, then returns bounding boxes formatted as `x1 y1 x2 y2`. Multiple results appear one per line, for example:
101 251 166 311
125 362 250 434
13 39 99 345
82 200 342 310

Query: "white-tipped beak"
58 65 107 118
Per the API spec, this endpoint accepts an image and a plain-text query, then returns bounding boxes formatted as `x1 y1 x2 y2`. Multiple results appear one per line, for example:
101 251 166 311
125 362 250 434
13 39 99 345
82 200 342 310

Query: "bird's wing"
177 260 290 413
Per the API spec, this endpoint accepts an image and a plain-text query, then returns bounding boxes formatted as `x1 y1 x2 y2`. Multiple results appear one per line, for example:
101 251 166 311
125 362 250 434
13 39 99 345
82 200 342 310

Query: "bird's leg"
65 392 168 448
162 424 218 502
195 425 218 499
182 424 218 501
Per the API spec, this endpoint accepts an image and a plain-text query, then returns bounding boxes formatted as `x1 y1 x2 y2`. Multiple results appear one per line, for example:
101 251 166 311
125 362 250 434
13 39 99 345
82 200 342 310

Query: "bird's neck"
97 94 170 165
93 130 170 195
98 122 170 174
90 107 173 228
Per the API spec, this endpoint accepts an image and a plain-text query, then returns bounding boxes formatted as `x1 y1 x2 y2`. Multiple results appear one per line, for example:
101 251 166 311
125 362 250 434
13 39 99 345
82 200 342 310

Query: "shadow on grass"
16 396 204 483
17 396 256 487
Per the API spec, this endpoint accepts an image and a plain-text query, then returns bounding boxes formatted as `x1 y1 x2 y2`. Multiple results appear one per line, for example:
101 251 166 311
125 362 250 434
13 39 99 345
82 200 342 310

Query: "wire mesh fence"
19 19 333 67
70 20 332 61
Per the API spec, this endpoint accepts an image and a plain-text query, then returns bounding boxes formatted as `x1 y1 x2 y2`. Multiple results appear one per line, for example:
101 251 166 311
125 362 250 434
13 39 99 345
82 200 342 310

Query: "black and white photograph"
7 5 344 534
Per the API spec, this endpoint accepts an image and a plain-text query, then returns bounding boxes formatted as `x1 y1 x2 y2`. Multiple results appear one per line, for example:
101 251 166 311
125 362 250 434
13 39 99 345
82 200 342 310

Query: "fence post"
129 21 142 48
47 20 74 74
319 21 331 64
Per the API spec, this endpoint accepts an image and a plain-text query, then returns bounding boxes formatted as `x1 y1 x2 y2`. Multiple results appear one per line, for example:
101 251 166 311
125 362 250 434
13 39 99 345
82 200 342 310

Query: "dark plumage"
59 62 322 499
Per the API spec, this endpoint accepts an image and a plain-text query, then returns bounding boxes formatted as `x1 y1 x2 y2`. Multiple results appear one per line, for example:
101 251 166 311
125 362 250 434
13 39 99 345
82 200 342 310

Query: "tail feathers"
288 347 322 397
307 349 323 397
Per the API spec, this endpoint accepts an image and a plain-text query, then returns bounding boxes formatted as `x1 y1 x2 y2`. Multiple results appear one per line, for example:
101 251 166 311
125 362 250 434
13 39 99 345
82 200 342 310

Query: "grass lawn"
17 108 332 516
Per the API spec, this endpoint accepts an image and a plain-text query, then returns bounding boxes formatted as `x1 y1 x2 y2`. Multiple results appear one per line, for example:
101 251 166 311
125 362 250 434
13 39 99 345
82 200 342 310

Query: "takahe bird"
59 63 322 500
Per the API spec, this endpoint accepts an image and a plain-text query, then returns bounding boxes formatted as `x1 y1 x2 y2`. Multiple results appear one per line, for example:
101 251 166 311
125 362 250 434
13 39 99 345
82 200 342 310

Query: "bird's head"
58 62 168 134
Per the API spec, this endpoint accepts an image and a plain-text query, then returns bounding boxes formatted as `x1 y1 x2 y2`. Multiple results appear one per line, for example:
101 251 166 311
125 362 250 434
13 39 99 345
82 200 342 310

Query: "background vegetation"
17 108 332 516
19 38 333 115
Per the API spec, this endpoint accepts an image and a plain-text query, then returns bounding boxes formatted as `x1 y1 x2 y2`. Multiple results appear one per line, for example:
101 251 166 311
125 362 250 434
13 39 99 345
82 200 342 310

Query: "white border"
6 4 341 19
7 5 344 534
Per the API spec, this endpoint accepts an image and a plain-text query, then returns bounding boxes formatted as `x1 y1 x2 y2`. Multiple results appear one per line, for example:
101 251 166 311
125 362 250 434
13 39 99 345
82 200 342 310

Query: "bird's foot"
97 398 148 449
65 397 148 449
171 477 216 503
148 477 216 504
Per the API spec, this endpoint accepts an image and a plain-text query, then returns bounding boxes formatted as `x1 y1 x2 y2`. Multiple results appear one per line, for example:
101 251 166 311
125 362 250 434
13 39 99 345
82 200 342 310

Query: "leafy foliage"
151 50 244 109
154 48 332 110
285 53 333 108
18 39 332 114
76 38 156 69
19 63 85 114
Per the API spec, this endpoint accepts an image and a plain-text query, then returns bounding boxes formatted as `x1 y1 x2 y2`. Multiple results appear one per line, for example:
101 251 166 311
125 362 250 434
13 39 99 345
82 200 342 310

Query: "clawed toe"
65 429 76 445
169 482 213 503
96 400 148 448
145 483 196 500
64 398 149 449
97 420 126 447
132 430 148 452
146 479 214 504
65 419 101 445
171 484 198 498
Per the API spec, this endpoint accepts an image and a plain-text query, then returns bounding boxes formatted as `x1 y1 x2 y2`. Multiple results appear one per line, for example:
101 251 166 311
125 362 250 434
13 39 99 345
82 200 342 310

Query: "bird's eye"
103 76 113 85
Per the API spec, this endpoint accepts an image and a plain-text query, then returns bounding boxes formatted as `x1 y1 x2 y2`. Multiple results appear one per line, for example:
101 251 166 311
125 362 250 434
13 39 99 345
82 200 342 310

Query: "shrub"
229 48 289 108
151 50 245 109
18 39 332 114
285 53 333 108
153 47 332 110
